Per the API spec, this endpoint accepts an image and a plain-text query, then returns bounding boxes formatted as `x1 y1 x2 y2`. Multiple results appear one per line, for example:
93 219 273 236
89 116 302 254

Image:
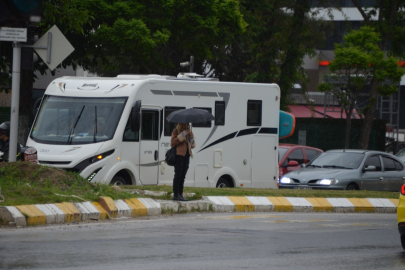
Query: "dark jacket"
0 139 21 162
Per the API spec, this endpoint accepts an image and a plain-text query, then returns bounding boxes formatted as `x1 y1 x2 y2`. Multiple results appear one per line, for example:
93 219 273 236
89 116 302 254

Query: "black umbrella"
166 108 215 123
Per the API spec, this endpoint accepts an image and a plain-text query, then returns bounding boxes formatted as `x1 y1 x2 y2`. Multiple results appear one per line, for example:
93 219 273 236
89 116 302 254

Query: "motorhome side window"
164 107 185 136
141 110 159 140
215 101 225 126
247 100 262 126
123 116 139 142
193 107 212 128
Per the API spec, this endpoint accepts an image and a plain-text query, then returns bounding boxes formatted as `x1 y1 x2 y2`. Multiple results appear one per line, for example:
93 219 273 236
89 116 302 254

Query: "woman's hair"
176 123 186 134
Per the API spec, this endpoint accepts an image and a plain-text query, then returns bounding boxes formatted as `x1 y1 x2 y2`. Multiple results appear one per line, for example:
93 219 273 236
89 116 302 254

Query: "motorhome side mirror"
363 165 376 172
287 160 299 167
131 100 141 132
32 98 42 117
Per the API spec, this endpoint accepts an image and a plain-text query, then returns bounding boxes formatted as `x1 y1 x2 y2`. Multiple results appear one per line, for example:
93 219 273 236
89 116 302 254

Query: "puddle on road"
201 214 282 220
262 219 334 223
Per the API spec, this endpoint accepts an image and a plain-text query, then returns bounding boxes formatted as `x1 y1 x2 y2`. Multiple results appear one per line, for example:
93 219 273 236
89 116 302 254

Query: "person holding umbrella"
167 108 214 201
170 123 196 201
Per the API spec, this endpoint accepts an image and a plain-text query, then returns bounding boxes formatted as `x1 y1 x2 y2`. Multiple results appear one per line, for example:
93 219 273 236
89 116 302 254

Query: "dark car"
279 149 405 191
278 143 323 179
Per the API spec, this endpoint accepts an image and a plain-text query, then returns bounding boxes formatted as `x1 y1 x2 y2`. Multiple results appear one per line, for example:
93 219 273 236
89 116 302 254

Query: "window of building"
247 100 262 126
215 101 225 126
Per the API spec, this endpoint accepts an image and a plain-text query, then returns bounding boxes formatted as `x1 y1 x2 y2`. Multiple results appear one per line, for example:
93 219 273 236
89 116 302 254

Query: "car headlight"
280 177 292 184
317 179 338 185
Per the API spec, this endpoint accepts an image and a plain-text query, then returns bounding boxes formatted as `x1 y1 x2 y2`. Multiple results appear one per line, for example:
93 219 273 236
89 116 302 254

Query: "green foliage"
131 185 399 199
87 0 247 76
0 162 141 206
318 26 404 148
206 0 329 110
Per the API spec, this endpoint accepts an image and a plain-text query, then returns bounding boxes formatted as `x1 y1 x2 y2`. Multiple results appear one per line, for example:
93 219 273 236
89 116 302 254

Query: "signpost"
0 25 74 162
0 28 27 42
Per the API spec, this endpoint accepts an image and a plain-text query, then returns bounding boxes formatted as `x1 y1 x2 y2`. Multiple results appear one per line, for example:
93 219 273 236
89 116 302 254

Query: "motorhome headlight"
317 179 338 185
90 149 115 163
280 177 292 184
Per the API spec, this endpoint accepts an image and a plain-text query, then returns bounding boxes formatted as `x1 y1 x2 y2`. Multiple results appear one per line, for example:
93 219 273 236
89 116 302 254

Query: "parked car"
278 143 323 179
279 149 405 191
396 148 405 163
397 184 405 249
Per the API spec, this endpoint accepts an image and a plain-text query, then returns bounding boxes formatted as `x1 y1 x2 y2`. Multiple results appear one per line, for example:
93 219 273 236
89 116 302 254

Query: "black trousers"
173 152 190 196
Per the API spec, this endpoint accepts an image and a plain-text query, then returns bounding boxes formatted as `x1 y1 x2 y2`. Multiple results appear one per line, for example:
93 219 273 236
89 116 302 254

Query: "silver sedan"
279 149 405 191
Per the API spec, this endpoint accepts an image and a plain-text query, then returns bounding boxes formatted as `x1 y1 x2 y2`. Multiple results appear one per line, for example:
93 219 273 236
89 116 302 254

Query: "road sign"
34 25 74 70
0 27 27 42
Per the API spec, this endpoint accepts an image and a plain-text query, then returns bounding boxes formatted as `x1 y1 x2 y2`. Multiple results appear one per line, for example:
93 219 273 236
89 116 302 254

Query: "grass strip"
0 162 399 207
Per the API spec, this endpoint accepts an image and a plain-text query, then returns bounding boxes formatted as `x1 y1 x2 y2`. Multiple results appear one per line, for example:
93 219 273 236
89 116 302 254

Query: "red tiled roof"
288 105 361 119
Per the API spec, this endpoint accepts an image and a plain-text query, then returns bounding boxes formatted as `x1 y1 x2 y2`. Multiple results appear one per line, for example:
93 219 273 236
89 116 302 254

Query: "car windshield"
278 147 289 162
30 95 127 145
308 152 365 169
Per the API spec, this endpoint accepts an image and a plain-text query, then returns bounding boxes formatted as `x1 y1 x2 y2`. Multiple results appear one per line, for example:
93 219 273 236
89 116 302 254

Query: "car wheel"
110 175 127 186
401 234 405 250
216 178 230 188
346 184 358 190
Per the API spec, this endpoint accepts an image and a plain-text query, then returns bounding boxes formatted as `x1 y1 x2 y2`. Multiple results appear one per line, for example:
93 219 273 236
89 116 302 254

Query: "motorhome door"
139 108 161 185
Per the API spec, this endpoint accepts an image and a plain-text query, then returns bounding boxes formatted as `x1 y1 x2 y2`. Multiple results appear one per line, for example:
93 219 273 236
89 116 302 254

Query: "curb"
0 196 399 227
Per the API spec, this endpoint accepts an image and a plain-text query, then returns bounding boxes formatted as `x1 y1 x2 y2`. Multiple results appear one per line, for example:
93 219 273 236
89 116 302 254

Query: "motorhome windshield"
31 95 127 145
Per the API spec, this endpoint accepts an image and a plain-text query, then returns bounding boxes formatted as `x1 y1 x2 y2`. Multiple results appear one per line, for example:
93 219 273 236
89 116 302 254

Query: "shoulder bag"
165 145 176 166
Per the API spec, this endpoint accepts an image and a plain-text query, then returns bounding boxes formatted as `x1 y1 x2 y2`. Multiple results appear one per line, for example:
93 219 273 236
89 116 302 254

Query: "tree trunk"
277 0 311 110
358 81 378 149
344 110 353 149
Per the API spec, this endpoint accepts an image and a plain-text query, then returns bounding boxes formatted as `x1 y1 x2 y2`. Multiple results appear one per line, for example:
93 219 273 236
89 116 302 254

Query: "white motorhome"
27 73 289 189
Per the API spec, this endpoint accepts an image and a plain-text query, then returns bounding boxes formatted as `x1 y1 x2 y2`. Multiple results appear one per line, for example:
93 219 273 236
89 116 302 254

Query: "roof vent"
177 73 204 79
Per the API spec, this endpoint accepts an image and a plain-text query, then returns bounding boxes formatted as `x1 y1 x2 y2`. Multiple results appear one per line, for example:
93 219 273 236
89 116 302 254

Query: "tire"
216 178 230 188
401 234 405 250
110 175 127 186
346 184 358 190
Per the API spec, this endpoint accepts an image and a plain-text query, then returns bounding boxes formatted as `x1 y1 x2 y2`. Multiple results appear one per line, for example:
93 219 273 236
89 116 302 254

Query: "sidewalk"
0 195 399 227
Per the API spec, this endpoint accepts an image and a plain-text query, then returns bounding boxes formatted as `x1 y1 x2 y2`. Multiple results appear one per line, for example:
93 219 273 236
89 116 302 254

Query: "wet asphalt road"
0 212 404 270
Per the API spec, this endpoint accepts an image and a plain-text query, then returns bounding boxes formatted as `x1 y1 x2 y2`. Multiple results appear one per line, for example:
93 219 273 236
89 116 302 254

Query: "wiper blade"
322 165 350 169
67 105 85 145
307 165 322 168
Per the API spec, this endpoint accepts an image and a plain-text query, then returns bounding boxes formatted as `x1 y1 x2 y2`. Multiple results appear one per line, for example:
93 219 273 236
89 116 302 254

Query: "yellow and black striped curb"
0 196 399 227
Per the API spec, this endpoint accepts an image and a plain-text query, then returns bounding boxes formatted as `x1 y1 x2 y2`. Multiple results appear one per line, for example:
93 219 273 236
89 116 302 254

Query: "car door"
361 154 384 191
381 156 405 191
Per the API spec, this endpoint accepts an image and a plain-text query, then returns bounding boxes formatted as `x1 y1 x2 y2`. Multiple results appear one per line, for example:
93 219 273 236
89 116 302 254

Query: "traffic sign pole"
9 41 21 162
1 25 74 162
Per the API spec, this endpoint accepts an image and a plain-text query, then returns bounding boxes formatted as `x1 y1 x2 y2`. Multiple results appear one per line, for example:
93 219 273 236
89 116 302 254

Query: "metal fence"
279 118 386 151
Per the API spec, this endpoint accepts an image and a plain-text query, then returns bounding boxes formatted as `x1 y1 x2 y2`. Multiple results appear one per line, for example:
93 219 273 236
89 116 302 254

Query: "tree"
203 0 329 110
318 26 405 148
86 0 247 76
0 0 92 145
350 0 405 149
1 0 246 144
